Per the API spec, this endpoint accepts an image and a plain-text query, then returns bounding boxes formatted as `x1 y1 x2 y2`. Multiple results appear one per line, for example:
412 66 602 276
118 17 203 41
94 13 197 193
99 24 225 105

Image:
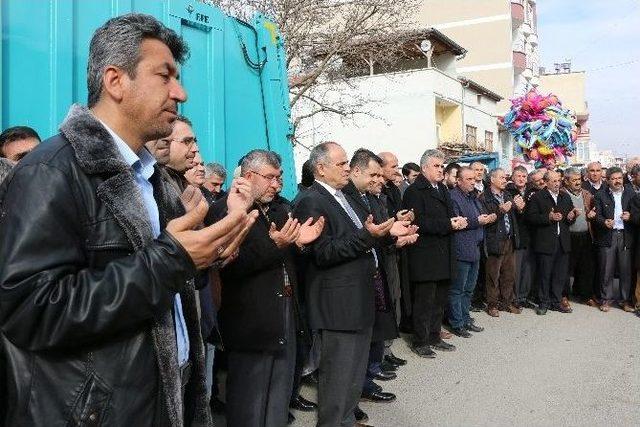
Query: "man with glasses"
212 149 324 427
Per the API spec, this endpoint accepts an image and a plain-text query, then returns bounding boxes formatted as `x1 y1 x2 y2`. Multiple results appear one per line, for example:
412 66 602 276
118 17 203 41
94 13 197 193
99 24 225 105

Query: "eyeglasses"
251 170 282 183
159 137 197 147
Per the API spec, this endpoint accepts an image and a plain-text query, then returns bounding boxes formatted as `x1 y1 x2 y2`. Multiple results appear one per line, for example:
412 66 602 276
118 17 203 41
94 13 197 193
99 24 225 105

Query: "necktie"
335 190 378 267
361 193 371 211
336 190 363 228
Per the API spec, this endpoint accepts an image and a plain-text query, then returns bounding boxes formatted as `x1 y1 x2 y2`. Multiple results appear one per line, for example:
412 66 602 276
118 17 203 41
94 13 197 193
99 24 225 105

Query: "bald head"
378 151 399 182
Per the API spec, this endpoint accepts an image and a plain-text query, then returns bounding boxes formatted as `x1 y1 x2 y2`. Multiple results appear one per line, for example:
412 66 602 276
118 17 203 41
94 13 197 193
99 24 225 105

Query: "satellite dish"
420 40 432 53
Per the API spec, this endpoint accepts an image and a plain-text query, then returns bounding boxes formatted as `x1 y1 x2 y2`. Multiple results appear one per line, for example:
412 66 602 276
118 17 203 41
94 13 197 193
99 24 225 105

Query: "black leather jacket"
0 128 201 425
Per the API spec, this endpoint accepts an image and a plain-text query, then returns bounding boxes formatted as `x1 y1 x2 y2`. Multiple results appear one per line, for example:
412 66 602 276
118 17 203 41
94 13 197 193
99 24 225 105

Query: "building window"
466 125 477 148
477 94 482 105
485 131 494 151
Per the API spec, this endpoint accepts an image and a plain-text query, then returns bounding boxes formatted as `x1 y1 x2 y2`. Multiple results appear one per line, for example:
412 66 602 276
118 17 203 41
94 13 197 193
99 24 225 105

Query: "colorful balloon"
501 89 577 168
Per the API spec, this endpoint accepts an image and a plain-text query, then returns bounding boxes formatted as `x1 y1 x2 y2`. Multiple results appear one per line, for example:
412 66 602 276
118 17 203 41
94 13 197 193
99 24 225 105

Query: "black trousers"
567 231 595 299
226 300 296 427
317 327 372 427
515 247 534 304
536 237 569 308
412 279 449 346
598 231 633 303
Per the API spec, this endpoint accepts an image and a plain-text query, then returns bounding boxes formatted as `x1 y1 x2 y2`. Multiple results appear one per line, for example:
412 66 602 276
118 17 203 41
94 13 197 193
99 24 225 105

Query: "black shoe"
301 371 319 386
451 327 472 338
287 412 295 424
380 360 398 372
372 370 397 381
210 396 226 414
470 305 483 313
290 395 317 412
536 306 547 315
354 406 369 423
361 390 396 403
521 300 536 309
384 353 407 366
465 323 484 333
430 340 456 352
549 304 572 313
411 344 436 358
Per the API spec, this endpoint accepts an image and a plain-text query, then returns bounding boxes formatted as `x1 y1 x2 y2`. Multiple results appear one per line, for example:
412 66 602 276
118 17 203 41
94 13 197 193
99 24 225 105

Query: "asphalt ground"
216 302 640 426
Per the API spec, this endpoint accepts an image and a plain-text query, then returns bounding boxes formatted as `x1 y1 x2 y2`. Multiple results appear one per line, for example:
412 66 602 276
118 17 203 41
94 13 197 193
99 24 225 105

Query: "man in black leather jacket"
0 14 255 427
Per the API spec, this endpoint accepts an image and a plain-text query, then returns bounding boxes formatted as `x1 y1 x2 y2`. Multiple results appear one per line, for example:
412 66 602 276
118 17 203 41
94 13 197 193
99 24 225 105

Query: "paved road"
215 303 640 426
294 303 640 426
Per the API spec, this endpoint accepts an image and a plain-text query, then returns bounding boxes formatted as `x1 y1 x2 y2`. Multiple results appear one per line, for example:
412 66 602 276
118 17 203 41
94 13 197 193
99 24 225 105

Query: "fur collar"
59 104 211 427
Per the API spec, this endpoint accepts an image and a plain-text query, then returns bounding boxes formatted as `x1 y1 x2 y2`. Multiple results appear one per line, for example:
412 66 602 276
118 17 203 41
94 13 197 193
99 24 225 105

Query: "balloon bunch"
500 89 577 168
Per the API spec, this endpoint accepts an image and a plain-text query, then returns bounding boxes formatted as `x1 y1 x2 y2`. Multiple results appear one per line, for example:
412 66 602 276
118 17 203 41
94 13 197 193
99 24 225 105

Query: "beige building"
539 69 591 165
417 0 540 166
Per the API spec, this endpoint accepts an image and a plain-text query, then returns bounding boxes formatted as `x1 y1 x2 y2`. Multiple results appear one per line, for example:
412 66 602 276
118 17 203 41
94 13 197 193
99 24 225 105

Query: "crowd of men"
1 13 640 427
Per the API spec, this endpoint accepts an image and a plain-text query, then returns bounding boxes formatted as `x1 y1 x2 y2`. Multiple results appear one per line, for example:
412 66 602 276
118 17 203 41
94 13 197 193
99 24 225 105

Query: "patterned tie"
335 190 363 228
335 190 378 267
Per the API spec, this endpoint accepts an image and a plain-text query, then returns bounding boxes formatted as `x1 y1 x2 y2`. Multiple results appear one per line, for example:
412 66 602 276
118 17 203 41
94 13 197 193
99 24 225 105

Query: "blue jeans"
448 260 480 329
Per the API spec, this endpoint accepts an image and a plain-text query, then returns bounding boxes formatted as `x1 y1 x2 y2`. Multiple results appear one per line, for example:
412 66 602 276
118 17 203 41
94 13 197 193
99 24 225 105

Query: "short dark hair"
0 126 41 157
87 13 189 107
401 162 420 177
300 160 315 187
174 115 192 127
444 162 461 175
631 164 640 177
350 148 383 170
606 166 624 179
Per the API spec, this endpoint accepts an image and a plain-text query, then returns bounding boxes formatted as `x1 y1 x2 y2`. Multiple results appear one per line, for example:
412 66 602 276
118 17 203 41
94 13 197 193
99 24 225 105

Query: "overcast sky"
536 0 640 156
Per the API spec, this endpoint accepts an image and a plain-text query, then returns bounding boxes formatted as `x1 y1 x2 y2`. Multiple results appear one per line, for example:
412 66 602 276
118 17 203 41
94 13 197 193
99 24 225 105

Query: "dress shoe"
440 330 453 340
561 296 572 310
599 303 610 312
385 353 407 366
372 371 397 381
411 344 436 358
487 307 500 317
287 412 295 424
535 306 547 315
361 390 396 403
507 304 522 314
550 304 571 313
430 340 456 352
290 395 317 412
380 360 398 372
451 327 471 338
465 323 484 333
520 300 537 309
210 396 226 414
354 406 369 423
620 302 635 313
586 297 600 307
301 371 319 386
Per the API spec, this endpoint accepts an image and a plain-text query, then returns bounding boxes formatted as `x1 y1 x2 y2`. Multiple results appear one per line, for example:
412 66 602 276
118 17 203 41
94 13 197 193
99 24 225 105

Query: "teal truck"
0 0 297 197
